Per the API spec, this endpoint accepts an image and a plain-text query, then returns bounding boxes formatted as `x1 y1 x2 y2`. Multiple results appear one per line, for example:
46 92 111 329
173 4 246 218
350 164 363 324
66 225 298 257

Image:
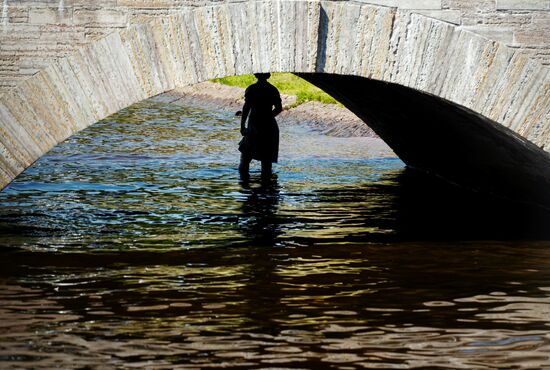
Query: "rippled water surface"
1 100 550 369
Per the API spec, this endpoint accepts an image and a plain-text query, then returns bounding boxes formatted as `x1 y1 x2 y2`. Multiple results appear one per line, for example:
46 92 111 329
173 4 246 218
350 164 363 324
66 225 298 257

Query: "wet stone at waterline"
0 100 550 369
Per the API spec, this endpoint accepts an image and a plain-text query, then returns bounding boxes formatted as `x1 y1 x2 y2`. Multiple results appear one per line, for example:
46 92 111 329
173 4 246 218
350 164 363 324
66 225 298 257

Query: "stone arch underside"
0 0 549 205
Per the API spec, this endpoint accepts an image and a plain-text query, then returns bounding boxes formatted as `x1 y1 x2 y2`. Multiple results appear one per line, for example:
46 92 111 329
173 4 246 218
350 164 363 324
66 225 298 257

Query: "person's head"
254 73 271 81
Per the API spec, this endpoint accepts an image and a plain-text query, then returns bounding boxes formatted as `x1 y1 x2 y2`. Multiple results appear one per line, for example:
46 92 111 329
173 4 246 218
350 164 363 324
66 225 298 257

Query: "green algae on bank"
211 73 340 107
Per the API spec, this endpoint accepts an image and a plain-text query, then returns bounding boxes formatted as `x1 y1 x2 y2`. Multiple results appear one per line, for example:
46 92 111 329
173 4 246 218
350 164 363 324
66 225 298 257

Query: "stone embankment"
155 82 378 138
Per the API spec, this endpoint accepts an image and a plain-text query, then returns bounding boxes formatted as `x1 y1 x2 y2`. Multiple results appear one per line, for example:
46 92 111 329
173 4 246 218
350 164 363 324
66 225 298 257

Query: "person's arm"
241 101 250 136
272 98 282 118
272 88 283 118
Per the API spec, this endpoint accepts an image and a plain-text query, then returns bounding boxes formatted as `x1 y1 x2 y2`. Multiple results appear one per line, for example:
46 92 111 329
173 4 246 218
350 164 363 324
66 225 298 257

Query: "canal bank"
153 80 382 139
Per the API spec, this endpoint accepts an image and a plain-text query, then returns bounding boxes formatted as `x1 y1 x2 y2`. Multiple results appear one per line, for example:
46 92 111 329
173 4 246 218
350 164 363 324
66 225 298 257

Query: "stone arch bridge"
0 0 549 206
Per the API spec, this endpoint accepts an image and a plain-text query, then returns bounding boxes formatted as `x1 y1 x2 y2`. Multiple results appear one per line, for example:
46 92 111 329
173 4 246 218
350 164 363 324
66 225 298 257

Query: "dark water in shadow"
0 100 549 369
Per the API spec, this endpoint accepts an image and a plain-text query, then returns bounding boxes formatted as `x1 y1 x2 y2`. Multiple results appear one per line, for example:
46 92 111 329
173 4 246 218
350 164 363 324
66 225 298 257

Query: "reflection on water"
0 100 550 368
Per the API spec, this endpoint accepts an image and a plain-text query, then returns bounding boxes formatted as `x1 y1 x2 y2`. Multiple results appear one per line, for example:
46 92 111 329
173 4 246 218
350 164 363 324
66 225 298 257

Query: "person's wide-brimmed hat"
254 73 271 80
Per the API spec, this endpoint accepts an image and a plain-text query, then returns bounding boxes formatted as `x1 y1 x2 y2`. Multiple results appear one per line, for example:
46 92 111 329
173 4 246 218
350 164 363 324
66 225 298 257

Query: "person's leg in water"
239 153 252 178
261 160 272 179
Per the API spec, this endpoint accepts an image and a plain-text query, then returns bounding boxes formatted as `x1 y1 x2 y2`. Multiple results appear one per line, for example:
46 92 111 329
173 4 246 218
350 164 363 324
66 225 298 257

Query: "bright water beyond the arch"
1 99 550 368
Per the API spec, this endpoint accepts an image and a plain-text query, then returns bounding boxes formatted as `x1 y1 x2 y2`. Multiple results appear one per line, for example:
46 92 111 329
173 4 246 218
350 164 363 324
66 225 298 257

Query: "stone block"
460 25 515 44
0 25 42 40
496 0 550 10
73 8 127 27
513 30 550 46
119 24 165 98
356 0 442 10
225 4 253 77
0 92 45 164
72 0 117 6
531 11 550 28
28 7 73 25
461 13 533 26
51 58 98 128
19 73 74 142
4 85 58 153
9 1 67 5
117 0 186 7
5 7 29 23
414 9 462 24
445 0 496 12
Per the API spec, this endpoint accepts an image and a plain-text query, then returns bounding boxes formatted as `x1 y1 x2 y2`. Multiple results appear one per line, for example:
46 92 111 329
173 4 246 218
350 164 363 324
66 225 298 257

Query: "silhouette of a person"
238 73 283 178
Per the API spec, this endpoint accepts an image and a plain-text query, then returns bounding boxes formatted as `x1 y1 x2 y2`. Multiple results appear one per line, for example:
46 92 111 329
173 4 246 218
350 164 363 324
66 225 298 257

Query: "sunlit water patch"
1 100 550 369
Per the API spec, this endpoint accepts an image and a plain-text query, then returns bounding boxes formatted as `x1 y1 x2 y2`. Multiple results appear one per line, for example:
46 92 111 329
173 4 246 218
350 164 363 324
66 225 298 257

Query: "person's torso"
246 82 279 118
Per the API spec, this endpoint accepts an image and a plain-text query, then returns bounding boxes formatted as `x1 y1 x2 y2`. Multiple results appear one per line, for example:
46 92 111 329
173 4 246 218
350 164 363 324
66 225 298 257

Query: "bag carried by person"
238 132 251 153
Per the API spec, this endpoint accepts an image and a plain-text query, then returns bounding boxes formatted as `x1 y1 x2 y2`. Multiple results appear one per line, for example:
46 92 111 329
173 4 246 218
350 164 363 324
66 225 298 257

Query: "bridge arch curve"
0 0 549 204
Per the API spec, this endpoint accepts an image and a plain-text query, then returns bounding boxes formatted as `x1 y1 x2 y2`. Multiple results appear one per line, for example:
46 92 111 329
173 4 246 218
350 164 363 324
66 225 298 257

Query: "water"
1 99 550 369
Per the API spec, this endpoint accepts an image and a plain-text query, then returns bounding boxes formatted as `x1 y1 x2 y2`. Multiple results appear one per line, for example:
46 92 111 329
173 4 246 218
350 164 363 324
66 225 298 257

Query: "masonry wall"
0 0 548 91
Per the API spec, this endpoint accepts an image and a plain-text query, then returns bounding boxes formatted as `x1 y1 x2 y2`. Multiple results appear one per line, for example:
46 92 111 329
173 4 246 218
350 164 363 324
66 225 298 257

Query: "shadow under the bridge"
299 73 550 209
322 167 550 242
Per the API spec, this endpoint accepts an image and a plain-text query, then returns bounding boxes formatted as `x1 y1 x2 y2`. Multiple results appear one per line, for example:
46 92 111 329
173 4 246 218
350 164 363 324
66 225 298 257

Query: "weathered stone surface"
357 0 443 10
73 8 128 27
28 7 73 25
0 0 549 91
496 0 549 10
460 26 515 45
415 9 461 24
